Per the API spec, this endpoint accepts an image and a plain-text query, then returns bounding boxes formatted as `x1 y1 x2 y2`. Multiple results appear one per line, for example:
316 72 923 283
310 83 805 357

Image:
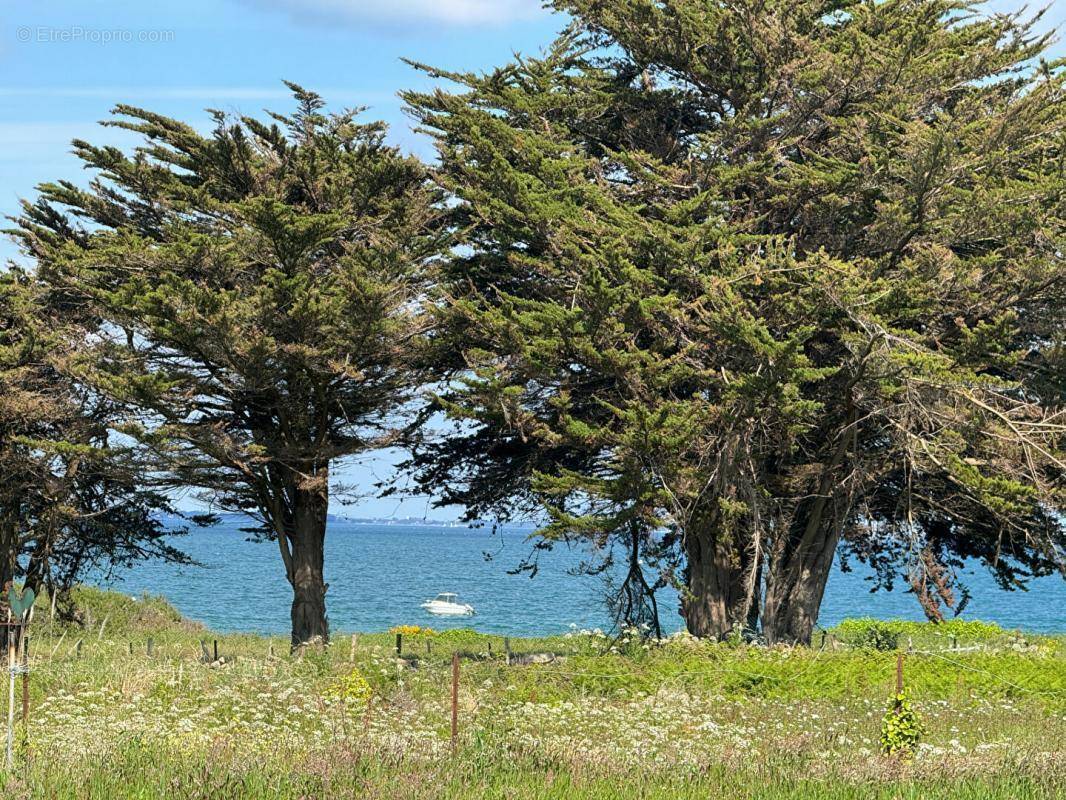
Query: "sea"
93 521 1066 636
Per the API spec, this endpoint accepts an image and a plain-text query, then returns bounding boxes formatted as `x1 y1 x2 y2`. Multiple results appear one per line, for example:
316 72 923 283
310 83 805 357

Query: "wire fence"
11 626 1063 701
4 623 1063 774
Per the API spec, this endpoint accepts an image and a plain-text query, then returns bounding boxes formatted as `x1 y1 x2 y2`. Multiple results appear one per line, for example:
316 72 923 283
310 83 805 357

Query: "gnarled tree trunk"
279 468 330 650
681 514 758 639
762 497 842 645
762 404 858 645
0 516 17 595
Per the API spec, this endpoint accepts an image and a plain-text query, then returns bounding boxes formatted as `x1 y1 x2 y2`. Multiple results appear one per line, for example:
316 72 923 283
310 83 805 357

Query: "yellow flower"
388 624 436 637
330 667 372 707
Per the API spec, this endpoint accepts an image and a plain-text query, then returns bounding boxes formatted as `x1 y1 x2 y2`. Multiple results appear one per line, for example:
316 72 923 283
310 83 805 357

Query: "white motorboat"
420 592 475 617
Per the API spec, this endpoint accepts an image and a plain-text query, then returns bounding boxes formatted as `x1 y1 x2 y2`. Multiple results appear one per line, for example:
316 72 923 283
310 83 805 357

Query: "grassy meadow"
0 588 1063 799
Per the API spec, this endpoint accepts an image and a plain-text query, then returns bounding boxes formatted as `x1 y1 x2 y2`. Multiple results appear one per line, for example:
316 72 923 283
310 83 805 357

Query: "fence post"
147 638 154 658
349 634 357 663
20 633 28 756
213 640 219 662
895 651 904 708
6 623 15 771
451 652 459 753
504 637 511 666
395 633 402 657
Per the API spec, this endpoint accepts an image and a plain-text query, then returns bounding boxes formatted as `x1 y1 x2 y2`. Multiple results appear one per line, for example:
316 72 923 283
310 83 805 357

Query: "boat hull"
421 602 475 617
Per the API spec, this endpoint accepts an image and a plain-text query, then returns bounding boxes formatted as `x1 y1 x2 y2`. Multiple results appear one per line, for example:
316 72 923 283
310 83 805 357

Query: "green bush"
880 690 924 756
839 620 902 651
832 618 1018 650
59 585 192 634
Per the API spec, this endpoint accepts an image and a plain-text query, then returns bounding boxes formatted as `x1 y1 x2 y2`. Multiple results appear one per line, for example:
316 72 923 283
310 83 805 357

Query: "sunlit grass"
0 587 1062 799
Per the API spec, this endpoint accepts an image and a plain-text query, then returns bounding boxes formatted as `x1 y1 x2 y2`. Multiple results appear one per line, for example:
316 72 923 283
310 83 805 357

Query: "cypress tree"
405 0 1065 642
12 86 445 647
0 268 191 613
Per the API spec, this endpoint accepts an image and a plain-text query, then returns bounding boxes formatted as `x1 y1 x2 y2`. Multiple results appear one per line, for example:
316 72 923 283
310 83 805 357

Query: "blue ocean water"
94 522 1066 636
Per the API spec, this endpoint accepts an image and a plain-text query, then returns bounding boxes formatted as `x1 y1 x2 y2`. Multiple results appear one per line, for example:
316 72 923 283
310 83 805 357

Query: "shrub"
388 625 436 637
837 620 902 651
880 691 924 757
831 618 1017 650
331 667 372 708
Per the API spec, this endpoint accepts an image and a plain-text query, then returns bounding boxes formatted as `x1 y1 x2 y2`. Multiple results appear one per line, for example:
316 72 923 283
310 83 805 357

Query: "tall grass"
0 588 1062 799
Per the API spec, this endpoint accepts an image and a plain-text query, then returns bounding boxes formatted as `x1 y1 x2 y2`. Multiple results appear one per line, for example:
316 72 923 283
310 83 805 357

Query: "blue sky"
0 0 1061 518
0 0 563 519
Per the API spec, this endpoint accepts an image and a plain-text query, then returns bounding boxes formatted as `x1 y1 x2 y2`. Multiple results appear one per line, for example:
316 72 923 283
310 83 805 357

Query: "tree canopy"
404 0 1066 642
0 269 190 617
12 86 446 646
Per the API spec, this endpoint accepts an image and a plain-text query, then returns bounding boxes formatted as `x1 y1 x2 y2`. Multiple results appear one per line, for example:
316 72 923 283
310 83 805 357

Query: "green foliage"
330 666 372 708
0 273 188 598
833 618 1015 650
404 0 1066 643
880 691 924 757
5 744 1063 799
840 621 902 652
60 586 193 634
11 85 446 645
6 591 1066 799
433 628 483 646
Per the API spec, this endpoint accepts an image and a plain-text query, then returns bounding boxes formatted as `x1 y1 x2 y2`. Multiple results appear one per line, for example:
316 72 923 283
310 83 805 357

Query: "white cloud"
247 0 545 26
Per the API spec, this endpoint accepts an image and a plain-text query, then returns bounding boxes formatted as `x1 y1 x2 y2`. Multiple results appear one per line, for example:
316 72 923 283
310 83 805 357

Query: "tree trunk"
761 502 840 646
286 479 330 650
0 517 17 595
763 404 858 646
681 517 756 639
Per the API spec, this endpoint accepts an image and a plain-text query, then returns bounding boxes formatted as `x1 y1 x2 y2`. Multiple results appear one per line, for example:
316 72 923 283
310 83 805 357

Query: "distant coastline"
160 511 536 532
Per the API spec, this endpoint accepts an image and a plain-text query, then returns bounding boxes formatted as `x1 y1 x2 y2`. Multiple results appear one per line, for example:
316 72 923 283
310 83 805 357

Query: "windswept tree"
0 269 190 616
405 0 1066 642
12 86 445 647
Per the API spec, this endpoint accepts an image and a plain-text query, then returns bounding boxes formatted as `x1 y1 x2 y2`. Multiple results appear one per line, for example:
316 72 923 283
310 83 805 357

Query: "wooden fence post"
504 637 511 666
451 652 459 753
20 633 28 756
395 633 402 657
47 630 66 660
6 623 14 771
213 640 219 662
895 651 904 708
